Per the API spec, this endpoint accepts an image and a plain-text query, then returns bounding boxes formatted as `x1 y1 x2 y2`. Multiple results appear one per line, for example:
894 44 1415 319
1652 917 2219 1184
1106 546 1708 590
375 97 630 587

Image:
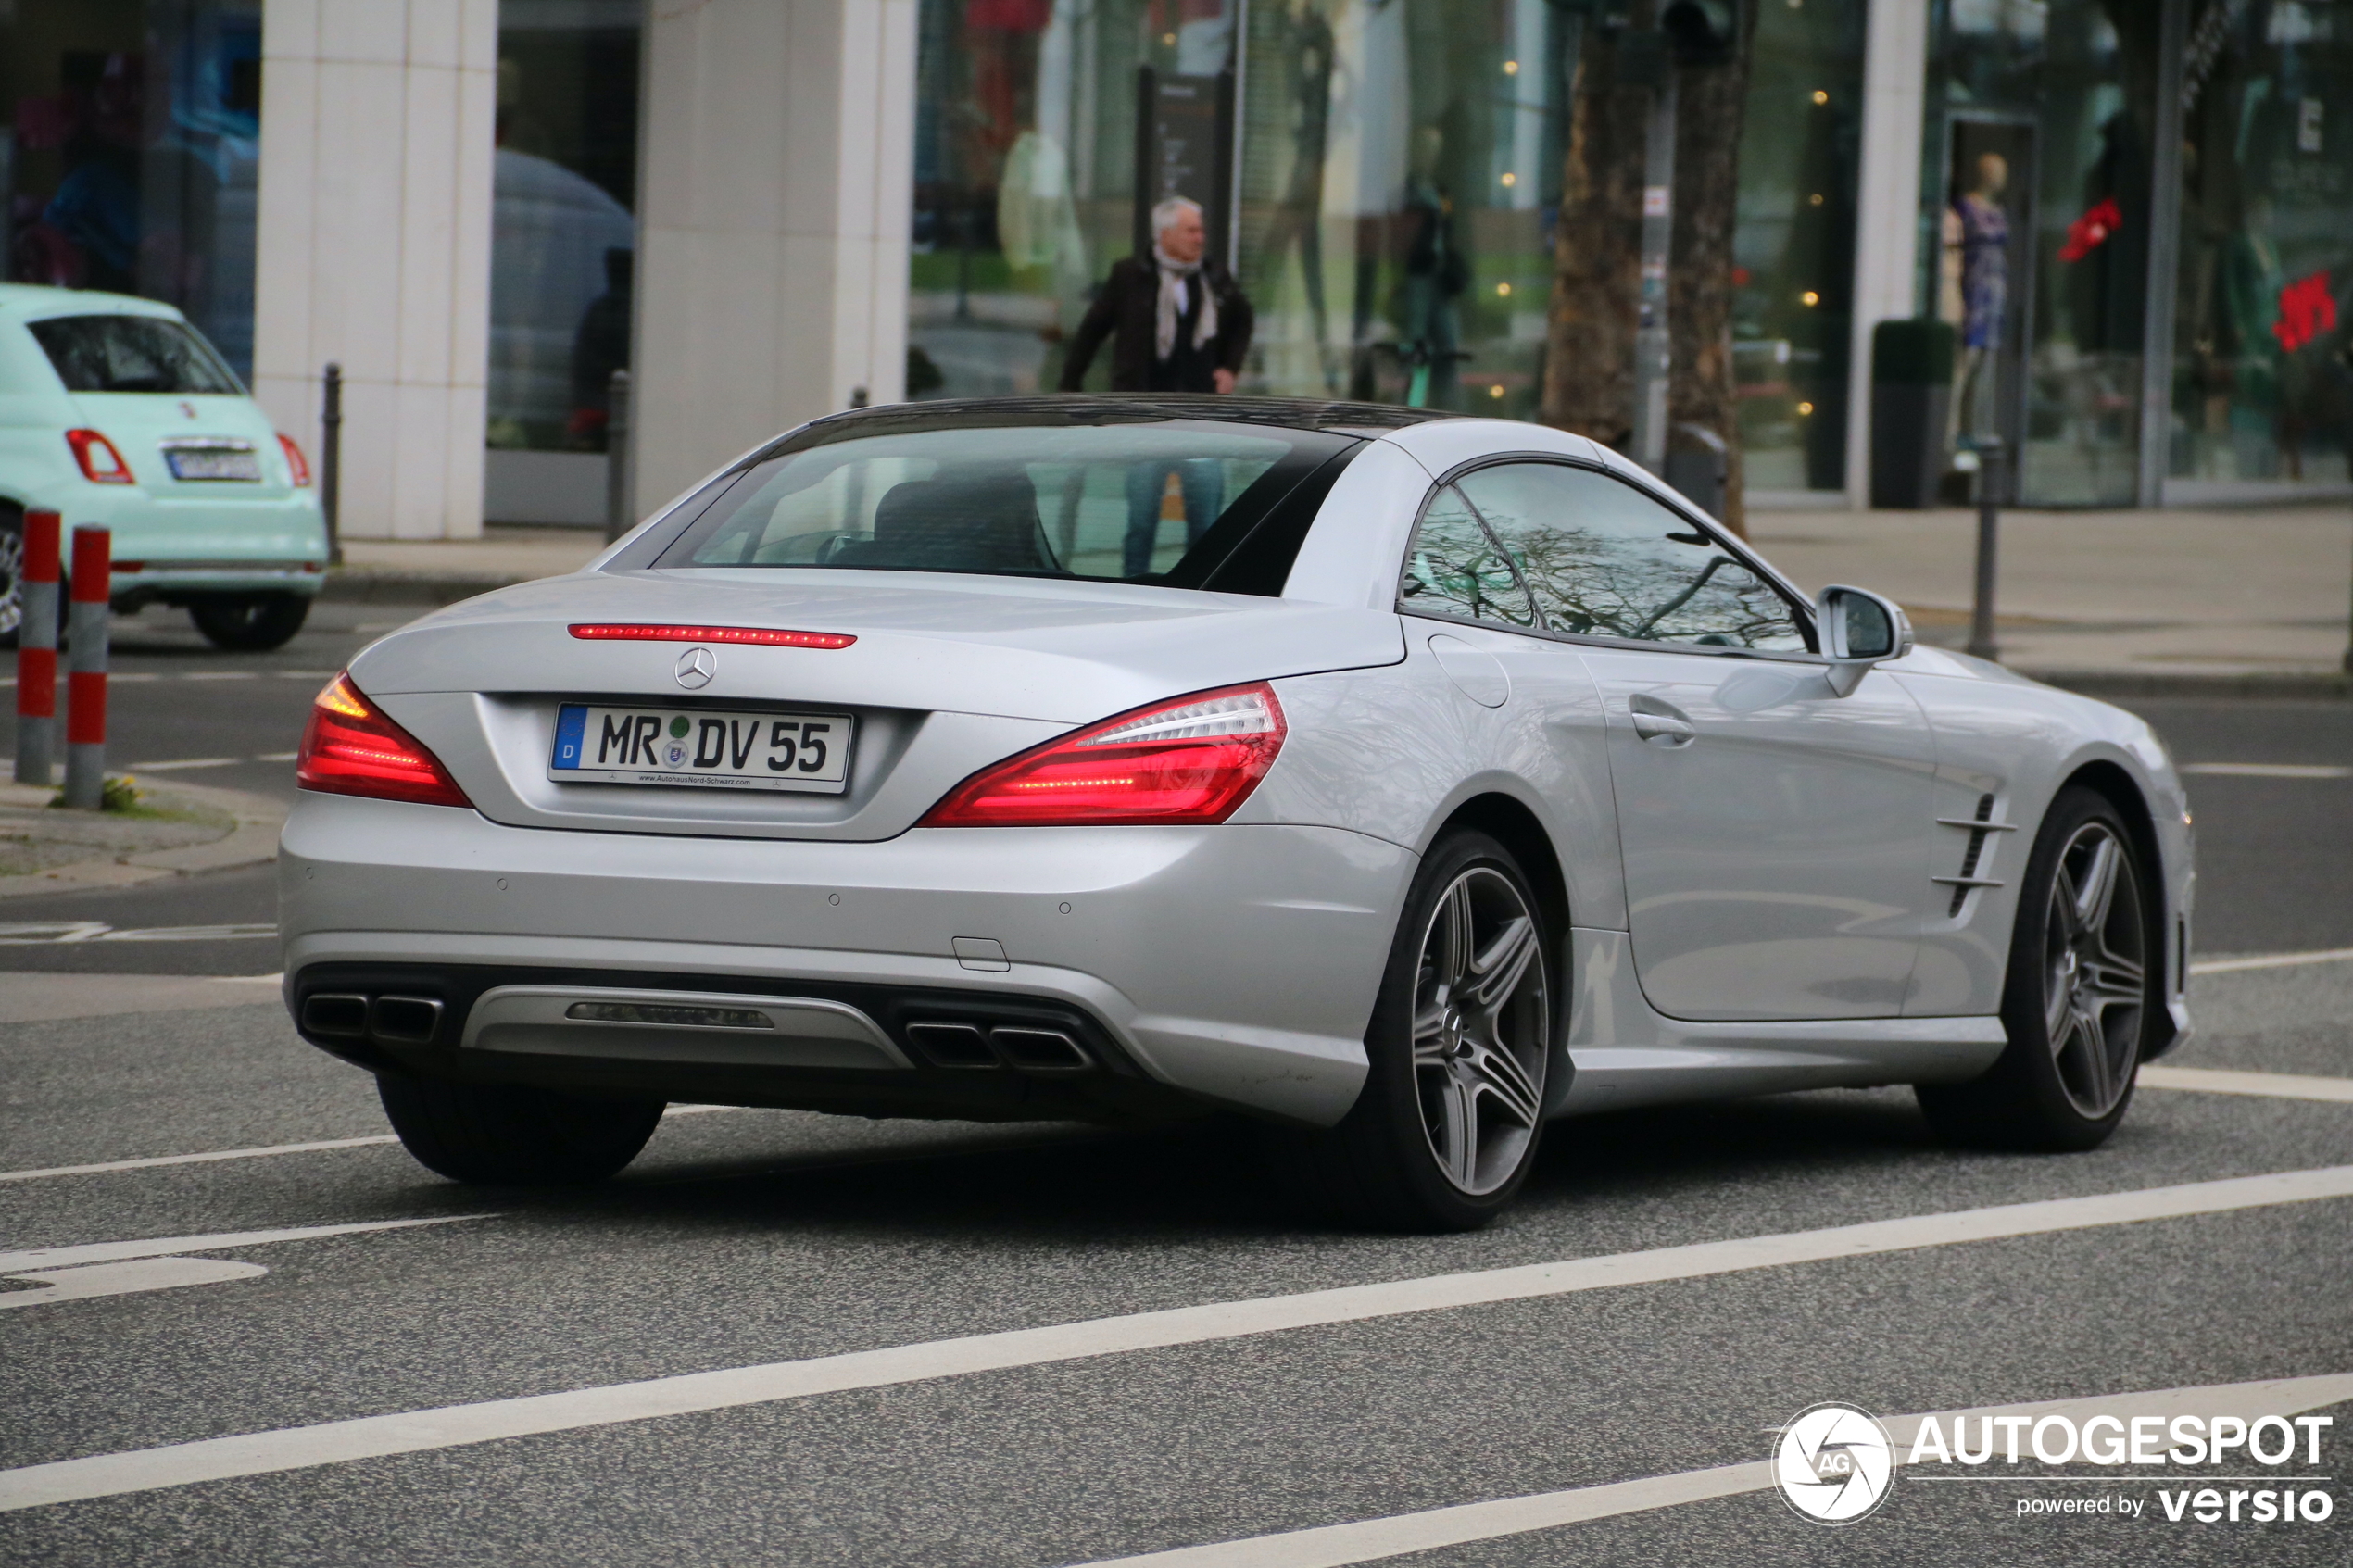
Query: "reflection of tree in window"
1399 488 1536 627
1457 465 1805 651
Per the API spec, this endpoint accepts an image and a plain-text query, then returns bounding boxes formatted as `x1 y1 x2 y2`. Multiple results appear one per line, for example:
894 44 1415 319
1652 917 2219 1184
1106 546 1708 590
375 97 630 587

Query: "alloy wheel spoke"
1464 916 1538 1014
1437 880 1476 996
1464 1043 1542 1129
1435 1074 1479 1187
1411 998 1452 1067
2062 1001 2114 1111
2072 834 2120 935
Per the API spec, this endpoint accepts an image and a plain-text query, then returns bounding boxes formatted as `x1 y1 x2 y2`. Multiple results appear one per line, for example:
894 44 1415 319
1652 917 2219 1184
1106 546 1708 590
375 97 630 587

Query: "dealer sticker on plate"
550 704 853 793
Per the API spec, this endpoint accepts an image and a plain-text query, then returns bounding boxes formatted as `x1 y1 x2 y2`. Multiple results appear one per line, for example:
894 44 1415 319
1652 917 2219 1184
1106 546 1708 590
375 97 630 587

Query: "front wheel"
1267 831 1554 1231
1918 786 2157 1151
377 1073 664 1185
189 592 309 650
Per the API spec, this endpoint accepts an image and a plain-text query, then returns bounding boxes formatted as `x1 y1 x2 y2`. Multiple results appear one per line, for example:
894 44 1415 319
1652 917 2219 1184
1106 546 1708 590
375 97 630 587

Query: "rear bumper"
278 796 1416 1124
111 561 325 609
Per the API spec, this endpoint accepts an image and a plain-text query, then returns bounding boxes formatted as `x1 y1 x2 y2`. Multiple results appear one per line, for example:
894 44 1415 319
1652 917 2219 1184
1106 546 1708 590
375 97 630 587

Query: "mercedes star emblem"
673 646 716 688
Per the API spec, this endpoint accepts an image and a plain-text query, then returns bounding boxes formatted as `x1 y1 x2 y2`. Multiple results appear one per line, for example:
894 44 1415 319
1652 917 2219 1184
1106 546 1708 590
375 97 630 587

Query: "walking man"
1060 196 1254 573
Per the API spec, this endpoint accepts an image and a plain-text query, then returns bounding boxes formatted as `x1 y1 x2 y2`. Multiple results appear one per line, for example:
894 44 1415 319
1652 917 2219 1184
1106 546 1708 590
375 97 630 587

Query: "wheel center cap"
1442 1009 1467 1055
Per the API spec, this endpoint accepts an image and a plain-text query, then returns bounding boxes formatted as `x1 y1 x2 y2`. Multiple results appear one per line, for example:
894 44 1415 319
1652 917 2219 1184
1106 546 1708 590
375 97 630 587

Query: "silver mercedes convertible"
281 396 2193 1230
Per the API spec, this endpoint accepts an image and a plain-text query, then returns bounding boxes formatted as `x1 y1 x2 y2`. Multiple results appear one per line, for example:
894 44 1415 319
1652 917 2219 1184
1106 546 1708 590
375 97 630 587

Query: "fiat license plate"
549 704 853 793
163 445 262 482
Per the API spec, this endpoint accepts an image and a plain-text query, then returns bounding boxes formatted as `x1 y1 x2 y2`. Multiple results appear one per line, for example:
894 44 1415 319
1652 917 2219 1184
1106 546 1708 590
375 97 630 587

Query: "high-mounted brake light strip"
567 624 856 649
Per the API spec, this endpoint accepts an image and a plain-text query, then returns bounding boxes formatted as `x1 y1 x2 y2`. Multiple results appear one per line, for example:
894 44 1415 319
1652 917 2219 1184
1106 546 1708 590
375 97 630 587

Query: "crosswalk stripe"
5 1162 2350 1512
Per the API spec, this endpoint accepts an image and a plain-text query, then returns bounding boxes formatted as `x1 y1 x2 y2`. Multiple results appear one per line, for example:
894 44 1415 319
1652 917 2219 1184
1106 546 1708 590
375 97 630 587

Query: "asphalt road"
2 610 2349 1563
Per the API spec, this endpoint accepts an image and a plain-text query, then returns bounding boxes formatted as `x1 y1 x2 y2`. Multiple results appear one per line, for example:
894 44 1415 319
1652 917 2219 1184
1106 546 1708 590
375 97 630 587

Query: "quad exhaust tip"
903 1021 1092 1074
301 991 445 1047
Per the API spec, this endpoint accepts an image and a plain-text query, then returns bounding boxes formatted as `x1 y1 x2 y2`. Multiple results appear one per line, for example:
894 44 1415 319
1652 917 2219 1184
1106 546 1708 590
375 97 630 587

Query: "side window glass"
1455 464 1808 652
1398 486 1538 629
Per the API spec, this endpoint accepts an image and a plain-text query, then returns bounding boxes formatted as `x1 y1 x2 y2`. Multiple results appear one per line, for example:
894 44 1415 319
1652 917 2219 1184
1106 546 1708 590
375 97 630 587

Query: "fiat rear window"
28 314 243 395
652 418 1362 596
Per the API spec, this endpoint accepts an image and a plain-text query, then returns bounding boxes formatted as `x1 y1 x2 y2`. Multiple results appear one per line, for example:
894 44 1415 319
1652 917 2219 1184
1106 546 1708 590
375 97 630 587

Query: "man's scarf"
1151 242 1219 362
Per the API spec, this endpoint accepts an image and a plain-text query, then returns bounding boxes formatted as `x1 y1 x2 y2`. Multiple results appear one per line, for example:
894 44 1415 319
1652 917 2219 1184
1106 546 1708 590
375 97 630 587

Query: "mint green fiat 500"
0 284 329 650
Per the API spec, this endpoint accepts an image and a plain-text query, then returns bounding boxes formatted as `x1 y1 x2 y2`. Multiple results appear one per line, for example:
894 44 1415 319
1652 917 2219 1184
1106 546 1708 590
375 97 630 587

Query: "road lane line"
2192 946 2353 975
1063 1374 2353 1567
2179 762 2350 779
255 751 298 761
0 1258 271 1312
124 758 241 772
6 1164 2350 1512
2139 1065 2353 1104
0 1216 496 1273
0 1105 740 1184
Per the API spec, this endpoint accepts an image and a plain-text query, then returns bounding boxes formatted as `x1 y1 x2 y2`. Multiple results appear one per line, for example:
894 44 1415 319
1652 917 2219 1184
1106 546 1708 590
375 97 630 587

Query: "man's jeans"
1124 459 1225 576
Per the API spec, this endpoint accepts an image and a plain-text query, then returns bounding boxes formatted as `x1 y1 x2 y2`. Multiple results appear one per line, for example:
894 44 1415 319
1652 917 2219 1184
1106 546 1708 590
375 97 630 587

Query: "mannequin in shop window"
1942 152 2010 445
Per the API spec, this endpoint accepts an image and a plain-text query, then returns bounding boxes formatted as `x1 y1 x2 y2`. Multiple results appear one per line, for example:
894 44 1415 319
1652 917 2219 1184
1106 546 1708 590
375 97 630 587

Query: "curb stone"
0 779 287 900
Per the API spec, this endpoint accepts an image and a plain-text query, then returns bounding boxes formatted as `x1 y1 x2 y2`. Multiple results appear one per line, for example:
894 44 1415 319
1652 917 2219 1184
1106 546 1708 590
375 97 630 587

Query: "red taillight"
569 623 857 649
278 433 312 486
920 683 1287 828
296 674 472 809
65 429 133 484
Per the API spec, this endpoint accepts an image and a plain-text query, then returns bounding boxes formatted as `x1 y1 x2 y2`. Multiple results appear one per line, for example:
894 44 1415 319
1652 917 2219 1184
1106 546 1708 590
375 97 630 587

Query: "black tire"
1918 786 2158 1151
189 592 309 651
0 501 22 651
1266 831 1555 1231
377 1073 664 1185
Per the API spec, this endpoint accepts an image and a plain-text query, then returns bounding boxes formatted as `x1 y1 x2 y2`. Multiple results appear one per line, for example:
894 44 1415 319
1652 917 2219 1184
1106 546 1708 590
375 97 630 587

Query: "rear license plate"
549 704 853 794
164 446 262 482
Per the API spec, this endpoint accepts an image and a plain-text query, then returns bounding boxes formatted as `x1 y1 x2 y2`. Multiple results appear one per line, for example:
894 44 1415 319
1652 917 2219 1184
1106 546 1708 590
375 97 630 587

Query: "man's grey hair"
1151 196 1204 237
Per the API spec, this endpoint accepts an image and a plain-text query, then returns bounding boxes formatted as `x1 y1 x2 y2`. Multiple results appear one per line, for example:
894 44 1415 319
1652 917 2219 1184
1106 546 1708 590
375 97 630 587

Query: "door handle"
1631 711 1694 746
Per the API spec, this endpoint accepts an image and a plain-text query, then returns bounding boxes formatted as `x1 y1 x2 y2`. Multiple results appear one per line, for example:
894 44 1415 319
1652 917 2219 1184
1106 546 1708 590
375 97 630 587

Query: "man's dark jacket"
1058 255 1253 392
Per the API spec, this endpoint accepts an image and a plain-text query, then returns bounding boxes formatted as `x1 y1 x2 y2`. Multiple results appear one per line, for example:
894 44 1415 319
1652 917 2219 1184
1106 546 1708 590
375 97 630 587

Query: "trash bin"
1869 320 1954 509
1665 422 1730 521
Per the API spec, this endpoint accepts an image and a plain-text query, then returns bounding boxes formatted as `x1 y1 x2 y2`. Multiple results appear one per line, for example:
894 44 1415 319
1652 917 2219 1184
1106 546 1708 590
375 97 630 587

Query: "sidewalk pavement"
0 779 287 899
326 508 2353 695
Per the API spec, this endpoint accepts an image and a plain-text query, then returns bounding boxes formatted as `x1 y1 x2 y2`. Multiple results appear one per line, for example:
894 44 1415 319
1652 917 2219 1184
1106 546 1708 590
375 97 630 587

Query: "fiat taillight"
278 433 312 485
296 674 471 809
919 683 1286 828
65 429 133 484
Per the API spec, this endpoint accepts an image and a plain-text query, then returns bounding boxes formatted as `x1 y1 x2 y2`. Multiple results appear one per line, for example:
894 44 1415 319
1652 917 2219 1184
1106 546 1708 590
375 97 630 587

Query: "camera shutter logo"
674 646 715 689
1774 1403 1895 1525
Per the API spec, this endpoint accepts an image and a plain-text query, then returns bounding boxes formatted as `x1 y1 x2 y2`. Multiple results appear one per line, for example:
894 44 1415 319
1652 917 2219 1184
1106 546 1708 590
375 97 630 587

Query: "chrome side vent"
1933 792 2016 915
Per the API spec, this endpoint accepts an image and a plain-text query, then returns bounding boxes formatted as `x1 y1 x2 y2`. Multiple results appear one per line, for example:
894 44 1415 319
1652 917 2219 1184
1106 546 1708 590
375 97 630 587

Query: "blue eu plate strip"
552 705 587 770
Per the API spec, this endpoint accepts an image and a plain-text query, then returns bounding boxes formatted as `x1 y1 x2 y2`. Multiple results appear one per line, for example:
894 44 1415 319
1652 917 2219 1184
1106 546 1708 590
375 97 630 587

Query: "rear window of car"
26 314 243 395
651 417 1362 595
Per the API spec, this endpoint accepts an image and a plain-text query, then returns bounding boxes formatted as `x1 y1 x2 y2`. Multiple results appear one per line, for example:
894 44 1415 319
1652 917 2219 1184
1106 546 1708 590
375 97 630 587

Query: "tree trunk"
1540 23 1646 446
1667 2 1758 535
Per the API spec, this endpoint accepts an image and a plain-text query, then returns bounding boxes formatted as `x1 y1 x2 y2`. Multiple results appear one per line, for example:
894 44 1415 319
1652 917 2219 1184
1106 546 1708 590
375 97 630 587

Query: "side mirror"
1815 584 1914 696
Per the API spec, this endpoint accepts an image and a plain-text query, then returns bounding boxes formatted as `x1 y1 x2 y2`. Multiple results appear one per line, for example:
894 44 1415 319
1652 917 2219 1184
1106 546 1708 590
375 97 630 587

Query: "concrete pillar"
632 0 916 517
1843 0 1931 508
251 0 497 541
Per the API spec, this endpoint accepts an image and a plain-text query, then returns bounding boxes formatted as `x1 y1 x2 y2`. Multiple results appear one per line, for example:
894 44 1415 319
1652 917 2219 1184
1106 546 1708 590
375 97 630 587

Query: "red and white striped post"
12 509 61 786
62 526 110 809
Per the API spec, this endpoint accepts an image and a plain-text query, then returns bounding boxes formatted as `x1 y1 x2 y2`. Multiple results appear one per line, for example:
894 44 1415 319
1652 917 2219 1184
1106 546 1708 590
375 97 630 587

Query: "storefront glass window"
1922 0 2156 508
1732 0 1866 495
2172 0 2353 497
487 0 640 456
2 0 263 376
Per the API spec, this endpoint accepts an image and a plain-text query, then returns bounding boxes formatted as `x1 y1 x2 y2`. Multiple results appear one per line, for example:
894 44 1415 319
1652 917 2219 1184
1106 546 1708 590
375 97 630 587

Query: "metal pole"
62 526 110 809
1968 437 2004 663
13 509 60 785
2136 0 2189 508
1631 61 1678 474
321 362 344 566
604 368 634 544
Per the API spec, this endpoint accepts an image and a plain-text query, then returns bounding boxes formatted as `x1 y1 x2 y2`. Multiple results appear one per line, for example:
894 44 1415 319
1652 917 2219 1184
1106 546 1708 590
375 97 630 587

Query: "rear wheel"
189 592 309 650
1268 831 1554 1231
377 1073 664 1185
1917 787 2155 1151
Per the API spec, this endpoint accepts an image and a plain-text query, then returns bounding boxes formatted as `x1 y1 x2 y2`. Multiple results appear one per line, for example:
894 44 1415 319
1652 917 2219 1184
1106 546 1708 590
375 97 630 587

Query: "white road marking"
0 1105 740 1184
2192 946 2353 975
255 750 298 761
2179 762 2350 779
5 1164 2349 1512
176 672 259 682
1064 1374 2353 1567
2139 1064 2353 1104
0 922 274 945
0 1216 495 1273
0 1258 269 1312
125 758 241 772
